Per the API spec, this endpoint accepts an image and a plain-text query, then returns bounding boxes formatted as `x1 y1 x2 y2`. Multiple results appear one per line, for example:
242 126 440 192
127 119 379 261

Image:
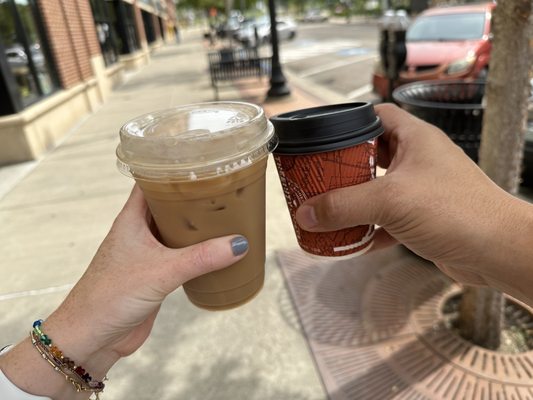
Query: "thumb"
162 235 249 287
295 177 388 232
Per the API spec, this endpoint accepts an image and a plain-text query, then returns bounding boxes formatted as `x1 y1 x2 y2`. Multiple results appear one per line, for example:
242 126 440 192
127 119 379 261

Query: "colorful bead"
63 358 75 368
50 346 63 358
30 320 106 395
41 335 51 346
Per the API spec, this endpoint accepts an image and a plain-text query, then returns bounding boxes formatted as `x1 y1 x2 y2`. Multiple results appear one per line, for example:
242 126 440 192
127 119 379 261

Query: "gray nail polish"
231 236 249 256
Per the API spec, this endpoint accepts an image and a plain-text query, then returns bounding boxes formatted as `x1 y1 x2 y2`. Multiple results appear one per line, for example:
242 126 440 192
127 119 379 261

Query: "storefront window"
114 1 140 54
89 0 119 66
158 16 165 40
141 9 156 44
0 0 58 115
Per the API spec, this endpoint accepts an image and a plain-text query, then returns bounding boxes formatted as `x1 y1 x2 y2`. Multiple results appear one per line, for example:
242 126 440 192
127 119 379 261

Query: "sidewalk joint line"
0 188 126 212
0 284 74 302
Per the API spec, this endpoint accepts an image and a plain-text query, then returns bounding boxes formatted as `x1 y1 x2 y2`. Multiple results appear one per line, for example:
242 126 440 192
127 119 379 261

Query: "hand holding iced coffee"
117 102 276 310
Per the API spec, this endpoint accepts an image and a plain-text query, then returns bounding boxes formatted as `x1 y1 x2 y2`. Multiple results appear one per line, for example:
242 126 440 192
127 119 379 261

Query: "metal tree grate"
278 246 533 400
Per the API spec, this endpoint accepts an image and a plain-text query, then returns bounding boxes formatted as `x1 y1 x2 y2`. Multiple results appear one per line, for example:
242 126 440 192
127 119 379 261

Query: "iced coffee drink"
116 102 276 310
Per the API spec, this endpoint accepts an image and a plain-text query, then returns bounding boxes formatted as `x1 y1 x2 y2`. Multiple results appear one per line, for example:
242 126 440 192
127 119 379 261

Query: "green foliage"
177 0 225 11
0 3 16 45
178 0 256 12
177 0 333 13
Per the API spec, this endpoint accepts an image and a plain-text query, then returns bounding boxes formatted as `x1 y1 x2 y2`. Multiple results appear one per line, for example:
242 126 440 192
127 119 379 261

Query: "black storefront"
158 16 165 40
0 0 58 116
141 9 156 44
89 0 141 62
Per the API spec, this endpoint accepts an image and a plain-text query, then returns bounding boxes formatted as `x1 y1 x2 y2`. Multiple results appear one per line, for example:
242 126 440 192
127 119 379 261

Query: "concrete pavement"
0 33 327 399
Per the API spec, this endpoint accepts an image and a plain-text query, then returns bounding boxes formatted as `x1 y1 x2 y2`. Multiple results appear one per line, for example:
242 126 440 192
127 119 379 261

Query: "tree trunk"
225 0 233 16
459 0 532 350
459 288 505 350
479 1 531 192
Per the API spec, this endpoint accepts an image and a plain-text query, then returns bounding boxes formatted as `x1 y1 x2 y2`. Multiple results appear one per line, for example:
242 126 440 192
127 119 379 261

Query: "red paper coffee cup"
271 102 383 258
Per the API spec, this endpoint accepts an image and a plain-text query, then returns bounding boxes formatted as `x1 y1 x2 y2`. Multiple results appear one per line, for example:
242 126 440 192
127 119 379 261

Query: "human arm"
295 103 533 306
0 185 248 399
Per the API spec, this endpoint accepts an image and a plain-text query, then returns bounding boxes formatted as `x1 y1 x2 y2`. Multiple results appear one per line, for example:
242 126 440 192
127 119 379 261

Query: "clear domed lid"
116 102 276 181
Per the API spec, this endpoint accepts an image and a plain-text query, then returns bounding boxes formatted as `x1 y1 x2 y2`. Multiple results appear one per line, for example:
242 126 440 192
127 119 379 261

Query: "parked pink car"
372 2 495 100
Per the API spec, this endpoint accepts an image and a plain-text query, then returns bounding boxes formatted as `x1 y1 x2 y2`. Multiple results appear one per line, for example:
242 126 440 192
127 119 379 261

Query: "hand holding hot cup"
271 102 383 258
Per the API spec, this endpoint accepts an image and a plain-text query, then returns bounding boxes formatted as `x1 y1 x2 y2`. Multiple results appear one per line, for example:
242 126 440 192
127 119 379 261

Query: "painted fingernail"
231 236 249 256
296 205 318 230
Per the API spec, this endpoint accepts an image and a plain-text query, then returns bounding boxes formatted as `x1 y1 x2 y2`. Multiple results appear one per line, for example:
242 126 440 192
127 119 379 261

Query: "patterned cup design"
274 138 378 257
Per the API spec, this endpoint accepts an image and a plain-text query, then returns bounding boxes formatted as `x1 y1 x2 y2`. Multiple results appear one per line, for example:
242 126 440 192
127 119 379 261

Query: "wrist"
0 318 119 400
482 194 533 305
41 316 120 378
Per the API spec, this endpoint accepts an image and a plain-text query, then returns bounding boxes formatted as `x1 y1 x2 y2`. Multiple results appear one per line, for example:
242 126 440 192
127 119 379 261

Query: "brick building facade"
38 0 100 88
0 0 177 164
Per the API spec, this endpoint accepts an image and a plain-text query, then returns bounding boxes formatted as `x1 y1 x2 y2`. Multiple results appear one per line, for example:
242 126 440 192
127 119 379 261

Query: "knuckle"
379 102 400 113
378 176 418 226
316 191 344 227
377 178 401 220
189 241 216 270
380 177 399 199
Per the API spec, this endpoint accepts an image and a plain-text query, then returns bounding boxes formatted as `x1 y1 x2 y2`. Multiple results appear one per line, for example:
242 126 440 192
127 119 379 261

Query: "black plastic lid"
270 102 384 154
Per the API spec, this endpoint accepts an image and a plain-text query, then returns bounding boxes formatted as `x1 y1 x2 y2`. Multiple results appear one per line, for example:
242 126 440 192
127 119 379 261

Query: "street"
278 20 380 102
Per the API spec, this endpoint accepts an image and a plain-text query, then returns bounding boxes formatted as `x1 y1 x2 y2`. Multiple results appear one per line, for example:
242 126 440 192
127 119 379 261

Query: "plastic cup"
271 102 383 258
116 102 277 310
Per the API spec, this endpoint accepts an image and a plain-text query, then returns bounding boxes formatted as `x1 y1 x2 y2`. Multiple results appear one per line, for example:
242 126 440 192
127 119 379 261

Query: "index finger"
374 103 435 169
112 184 154 237
121 184 149 219
375 103 422 139
374 103 409 169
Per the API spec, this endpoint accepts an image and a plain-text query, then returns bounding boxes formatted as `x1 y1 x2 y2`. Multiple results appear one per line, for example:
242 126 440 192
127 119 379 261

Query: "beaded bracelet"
31 320 106 399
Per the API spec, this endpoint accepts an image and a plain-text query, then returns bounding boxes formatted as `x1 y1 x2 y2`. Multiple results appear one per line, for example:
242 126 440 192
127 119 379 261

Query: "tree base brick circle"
277 246 533 400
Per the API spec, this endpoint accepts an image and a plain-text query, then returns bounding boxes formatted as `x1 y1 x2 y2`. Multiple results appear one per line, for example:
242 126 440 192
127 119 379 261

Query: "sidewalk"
0 37 327 399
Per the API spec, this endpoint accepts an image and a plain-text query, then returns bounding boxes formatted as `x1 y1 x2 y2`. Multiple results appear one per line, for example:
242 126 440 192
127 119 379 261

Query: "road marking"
0 283 74 301
297 24 331 31
347 83 373 99
298 54 378 78
281 39 361 63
